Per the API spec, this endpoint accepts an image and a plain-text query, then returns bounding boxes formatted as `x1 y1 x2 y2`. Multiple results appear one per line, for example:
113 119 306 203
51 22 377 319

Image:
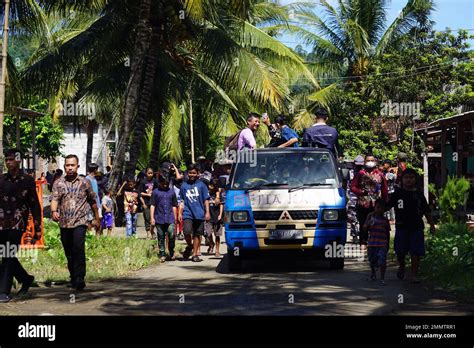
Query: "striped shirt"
365 213 390 248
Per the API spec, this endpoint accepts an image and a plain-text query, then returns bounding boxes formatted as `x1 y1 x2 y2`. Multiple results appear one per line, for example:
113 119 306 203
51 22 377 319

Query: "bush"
422 223 474 299
429 177 470 223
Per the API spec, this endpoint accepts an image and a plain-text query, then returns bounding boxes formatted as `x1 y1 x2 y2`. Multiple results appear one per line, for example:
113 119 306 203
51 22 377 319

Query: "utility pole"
0 0 11 167
189 96 195 164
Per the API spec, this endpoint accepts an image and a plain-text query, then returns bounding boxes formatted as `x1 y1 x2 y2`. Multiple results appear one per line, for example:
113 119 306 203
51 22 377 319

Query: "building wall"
56 123 108 175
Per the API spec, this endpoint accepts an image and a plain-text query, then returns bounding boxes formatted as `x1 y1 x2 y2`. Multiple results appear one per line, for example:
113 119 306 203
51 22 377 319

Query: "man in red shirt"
351 155 388 246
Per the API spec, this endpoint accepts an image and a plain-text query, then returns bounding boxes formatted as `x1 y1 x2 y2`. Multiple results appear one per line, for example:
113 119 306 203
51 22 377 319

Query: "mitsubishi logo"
279 211 291 220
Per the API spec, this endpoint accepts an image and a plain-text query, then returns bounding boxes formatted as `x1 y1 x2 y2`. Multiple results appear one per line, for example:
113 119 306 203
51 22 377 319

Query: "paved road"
1 234 472 316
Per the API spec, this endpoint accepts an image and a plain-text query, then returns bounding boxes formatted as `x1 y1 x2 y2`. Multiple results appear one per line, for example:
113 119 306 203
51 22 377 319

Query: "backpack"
224 130 242 151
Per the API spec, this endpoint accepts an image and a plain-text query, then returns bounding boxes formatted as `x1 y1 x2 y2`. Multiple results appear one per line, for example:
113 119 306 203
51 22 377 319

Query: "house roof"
414 111 474 133
428 110 474 127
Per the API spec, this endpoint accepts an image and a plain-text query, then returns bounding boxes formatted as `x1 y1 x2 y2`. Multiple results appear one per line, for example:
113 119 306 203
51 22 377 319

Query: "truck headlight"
232 211 249 222
323 209 339 221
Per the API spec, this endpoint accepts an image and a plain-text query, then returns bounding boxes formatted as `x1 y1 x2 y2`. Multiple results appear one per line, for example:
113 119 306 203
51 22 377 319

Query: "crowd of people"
347 152 435 284
0 108 437 301
85 156 231 266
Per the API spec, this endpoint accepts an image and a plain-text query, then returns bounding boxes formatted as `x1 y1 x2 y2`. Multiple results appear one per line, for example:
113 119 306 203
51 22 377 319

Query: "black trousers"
0 229 31 295
60 225 87 284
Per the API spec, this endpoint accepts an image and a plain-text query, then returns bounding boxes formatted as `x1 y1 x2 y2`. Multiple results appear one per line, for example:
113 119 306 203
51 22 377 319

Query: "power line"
265 20 474 33
282 57 472 82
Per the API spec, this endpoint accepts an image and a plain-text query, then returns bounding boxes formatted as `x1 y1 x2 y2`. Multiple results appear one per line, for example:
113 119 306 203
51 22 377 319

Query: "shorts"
101 212 114 229
394 228 425 256
368 247 387 268
204 221 223 237
183 219 204 237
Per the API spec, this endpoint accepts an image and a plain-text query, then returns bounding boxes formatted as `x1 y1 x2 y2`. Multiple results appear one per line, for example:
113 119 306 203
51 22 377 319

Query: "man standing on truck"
237 113 260 150
302 107 341 157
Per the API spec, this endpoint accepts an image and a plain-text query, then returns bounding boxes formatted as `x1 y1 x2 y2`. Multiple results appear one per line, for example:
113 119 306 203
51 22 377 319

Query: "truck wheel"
329 258 344 270
227 247 242 272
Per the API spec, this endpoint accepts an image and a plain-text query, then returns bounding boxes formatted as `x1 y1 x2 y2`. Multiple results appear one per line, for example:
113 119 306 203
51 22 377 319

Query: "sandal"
207 242 215 255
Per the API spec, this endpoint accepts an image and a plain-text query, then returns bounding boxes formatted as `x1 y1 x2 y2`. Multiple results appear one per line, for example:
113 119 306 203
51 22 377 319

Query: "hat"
397 152 408 160
197 156 206 161
354 155 364 165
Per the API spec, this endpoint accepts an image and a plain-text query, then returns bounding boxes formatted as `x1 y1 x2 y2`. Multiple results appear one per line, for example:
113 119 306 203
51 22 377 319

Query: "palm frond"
376 0 434 56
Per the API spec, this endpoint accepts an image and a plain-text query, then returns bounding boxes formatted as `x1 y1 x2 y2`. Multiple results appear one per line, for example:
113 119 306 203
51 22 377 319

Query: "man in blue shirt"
178 164 210 262
275 115 299 147
302 107 341 157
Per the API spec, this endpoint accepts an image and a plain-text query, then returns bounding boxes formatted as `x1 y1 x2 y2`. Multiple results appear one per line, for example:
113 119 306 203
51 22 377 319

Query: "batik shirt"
51 175 97 228
0 171 41 231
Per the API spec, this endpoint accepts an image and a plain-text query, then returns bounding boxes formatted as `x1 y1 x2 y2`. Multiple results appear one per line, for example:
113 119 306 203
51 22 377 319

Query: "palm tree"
262 0 433 128
12 0 315 190
151 0 318 163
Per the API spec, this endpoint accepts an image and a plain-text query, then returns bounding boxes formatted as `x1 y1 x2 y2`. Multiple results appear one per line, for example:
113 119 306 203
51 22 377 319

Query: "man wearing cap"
302 107 341 157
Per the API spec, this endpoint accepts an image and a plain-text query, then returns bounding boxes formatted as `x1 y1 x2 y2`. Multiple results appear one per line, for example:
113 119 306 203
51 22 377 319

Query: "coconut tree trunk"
108 0 152 193
148 76 169 170
124 26 160 177
85 119 96 165
149 110 163 170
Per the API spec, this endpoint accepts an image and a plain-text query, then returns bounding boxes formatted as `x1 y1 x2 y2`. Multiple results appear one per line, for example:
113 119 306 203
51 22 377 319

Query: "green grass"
19 219 185 284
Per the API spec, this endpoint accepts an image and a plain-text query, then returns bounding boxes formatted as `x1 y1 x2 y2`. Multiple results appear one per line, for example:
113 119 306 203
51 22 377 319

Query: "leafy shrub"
429 177 470 223
422 222 474 299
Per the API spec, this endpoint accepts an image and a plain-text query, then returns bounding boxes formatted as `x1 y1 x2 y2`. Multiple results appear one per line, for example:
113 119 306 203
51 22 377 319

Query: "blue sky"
277 0 474 50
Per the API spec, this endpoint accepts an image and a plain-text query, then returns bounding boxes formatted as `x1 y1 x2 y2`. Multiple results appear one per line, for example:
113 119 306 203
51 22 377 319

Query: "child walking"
150 176 178 263
363 198 390 285
178 164 210 262
118 178 139 237
388 168 436 283
101 190 114 236
204 179 224 257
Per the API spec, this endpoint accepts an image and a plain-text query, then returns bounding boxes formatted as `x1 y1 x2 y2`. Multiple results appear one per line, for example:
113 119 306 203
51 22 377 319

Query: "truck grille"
289 210 318 220
253 211 283 221
252 210 318 221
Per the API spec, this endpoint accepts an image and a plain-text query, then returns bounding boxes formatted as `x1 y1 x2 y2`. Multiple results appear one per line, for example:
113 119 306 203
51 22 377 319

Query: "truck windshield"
231 151 339 190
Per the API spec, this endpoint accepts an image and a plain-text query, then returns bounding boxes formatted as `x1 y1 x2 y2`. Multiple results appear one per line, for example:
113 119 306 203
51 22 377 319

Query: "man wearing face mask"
350 154 388 246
